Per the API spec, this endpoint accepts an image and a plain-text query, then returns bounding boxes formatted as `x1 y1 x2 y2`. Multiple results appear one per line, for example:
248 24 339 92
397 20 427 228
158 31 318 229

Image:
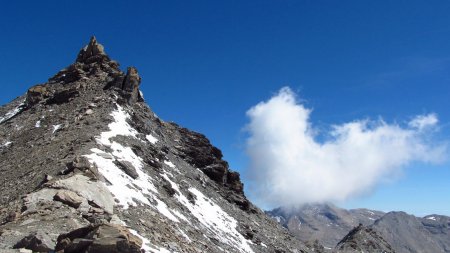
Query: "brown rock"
122 67 142 104
53 190 84 208
25 85 51 107
55 224 142 253
76 36 108 64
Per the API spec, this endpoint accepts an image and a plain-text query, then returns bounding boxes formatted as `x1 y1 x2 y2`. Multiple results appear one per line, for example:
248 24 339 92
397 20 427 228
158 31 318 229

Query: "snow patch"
154 198 179 222
84 105 179 222
129 229 153 252
177 228 192 242
52 124 62 133
160 171 254 252
97 105 139 146
164 160 175 168
35 120 41 128
427 216 437 221
273 216 283 223
0 102 25 124
1 141 12 148
130 228 174 253
186 188 254 252
146 134 158 144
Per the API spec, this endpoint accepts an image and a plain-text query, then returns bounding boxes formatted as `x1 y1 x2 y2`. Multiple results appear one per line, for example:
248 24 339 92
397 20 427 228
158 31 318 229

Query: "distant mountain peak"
335 224 395 253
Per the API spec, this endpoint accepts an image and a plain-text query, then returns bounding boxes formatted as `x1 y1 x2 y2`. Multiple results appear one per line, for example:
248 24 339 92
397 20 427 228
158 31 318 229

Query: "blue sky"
1 1 450 216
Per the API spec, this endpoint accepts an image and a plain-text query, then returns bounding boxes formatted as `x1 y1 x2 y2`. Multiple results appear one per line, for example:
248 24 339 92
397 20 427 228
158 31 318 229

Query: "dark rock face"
173 125 251 211
335 224 395 253
121 67 142 104
0 37 313 253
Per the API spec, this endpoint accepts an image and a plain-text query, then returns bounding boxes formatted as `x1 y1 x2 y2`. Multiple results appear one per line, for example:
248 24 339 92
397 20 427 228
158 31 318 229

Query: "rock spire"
76 36 110 64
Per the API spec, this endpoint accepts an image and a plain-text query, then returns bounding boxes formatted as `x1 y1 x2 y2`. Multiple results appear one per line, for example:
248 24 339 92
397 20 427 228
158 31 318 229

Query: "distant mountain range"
267 203 450 252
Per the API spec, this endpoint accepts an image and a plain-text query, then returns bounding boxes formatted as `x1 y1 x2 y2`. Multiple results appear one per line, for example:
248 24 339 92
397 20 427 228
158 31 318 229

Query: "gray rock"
13 231 55 252
113 160 139 179
55 224 142 253
53 190 84 208
49 174 114 214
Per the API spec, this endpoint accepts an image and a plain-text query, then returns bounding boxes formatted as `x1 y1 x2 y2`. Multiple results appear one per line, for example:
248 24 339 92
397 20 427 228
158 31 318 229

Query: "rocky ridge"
268 204 450 253
371 212 450 253
335 224 394 253
267 203 385 249
0 37 311 252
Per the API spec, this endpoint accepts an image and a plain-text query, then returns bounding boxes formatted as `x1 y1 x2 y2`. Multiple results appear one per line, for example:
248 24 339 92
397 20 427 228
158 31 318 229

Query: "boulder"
25 85 50 107
66 156 91 172
113 160 139 179
13 231 54 252
49 174 114 214
55 224 142 253
54 190 84 208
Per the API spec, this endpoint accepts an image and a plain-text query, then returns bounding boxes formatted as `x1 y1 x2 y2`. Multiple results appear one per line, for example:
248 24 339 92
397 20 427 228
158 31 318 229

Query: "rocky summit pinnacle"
76 36 109 64
0 38 314 252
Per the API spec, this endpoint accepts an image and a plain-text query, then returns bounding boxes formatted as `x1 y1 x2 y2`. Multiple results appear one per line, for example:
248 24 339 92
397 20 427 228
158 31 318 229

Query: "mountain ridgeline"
0 37 310 253
268 203 450 253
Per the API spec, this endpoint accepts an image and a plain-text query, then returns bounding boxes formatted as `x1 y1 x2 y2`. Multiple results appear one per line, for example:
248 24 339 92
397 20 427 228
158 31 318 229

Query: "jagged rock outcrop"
0 37 313 252
335 224 395 253
76 36 109 64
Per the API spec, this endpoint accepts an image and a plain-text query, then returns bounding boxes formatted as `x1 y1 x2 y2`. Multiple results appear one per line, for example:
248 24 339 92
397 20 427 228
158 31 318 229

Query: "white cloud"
408 113 438 130
245 87 446 208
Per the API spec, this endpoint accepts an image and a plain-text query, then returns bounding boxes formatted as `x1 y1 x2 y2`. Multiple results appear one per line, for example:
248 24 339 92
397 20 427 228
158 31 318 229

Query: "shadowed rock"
13 232 54 252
